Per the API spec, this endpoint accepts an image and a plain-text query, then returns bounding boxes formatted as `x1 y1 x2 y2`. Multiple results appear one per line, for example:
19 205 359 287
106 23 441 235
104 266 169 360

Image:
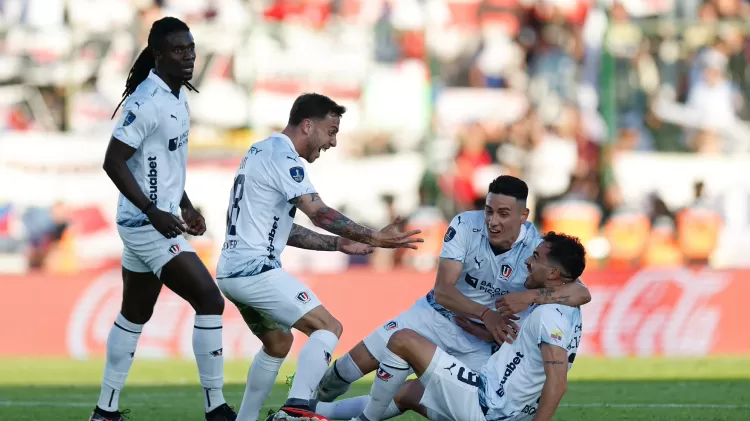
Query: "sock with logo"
287 330 339 402
315 396 402 420
193 314 226 412
237 349 285 421
360 350 410 421
96 313 142 412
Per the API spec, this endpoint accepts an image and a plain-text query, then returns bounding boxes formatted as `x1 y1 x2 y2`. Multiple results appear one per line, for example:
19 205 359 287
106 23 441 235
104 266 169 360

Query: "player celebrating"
216 93 423 421
311 176 590 420
355 232 586 421
93 17 236 421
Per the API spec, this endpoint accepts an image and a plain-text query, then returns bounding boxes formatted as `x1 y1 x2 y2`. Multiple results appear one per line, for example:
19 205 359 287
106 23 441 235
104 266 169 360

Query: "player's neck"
153 68 183 96
280 126 309 157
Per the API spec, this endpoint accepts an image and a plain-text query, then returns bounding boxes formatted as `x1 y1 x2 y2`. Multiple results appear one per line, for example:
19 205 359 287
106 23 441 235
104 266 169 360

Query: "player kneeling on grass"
352 232 585 421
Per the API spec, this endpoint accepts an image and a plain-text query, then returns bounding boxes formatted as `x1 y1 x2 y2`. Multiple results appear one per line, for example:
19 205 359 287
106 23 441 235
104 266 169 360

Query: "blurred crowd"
1 0 749 273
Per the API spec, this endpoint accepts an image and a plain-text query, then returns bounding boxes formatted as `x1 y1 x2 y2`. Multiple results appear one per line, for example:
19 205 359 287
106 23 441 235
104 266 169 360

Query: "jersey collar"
147 69 180 97
272 132 299 156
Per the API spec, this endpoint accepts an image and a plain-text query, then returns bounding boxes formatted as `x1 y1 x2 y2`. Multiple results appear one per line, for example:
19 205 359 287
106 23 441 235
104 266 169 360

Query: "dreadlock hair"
112 17 199 118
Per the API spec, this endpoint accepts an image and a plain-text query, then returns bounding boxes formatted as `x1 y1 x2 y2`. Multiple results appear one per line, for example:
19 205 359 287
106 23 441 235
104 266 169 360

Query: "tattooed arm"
533 343 569 421
287 223 339 251
289 193 377 245
533 279 591 307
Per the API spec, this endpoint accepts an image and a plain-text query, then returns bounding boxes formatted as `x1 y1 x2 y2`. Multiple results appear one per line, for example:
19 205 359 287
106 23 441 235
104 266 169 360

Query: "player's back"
113 70 191 228
479 304 582 420
217 133 316 279
426 211 543 320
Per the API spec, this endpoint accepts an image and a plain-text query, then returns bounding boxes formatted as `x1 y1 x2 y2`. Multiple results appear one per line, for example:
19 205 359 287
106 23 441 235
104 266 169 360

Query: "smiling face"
153 30 196 83
484 192 529 250
302 113 340 163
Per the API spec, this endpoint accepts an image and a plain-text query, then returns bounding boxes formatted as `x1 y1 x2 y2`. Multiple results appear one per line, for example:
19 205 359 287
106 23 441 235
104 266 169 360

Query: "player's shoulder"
529 303 578 326
521 221 543 247
449 210 484 231
121 85 161 116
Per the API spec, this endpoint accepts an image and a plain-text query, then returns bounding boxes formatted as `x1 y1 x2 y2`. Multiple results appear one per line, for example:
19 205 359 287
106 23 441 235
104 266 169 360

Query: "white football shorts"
419 347 486 421
362 297 494 372
117 224 195 278
217 268 322 335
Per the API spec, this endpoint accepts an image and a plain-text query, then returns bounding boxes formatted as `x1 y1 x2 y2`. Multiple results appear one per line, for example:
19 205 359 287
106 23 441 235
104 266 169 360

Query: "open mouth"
488 227 501 235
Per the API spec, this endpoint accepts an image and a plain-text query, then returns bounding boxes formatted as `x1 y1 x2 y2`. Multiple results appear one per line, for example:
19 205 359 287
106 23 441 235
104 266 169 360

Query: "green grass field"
1 357 749 421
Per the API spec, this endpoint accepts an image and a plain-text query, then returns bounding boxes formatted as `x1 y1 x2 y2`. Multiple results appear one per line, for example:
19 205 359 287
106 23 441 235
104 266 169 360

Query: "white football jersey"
112 69 191 228
425 211 543 323
479 304 583 420
216 133 317 279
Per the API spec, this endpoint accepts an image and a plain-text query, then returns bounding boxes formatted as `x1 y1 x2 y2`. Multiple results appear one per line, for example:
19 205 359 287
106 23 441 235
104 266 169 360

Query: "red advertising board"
1 268 748 359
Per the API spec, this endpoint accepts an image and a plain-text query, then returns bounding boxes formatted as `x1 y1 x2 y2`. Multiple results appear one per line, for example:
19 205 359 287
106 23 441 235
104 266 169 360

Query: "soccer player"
312 176 591 420
216 93 423 421
93 18 236 421
355 231 586 421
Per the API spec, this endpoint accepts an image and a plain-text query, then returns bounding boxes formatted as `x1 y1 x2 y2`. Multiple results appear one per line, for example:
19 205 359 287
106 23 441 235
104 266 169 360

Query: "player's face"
524 242 554 289
484 193 529 249
156 31 196 82
304 114 340 163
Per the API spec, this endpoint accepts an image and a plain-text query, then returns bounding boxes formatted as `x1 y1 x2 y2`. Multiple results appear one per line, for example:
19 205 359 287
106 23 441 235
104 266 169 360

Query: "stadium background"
1 0 750 420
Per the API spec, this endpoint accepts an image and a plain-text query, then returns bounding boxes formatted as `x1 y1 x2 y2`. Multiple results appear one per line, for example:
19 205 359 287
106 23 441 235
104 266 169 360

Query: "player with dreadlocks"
91 17 236 421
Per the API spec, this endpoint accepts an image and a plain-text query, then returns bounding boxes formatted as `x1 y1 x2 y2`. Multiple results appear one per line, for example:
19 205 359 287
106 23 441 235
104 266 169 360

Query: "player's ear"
301 119 312 135
521 207 529 222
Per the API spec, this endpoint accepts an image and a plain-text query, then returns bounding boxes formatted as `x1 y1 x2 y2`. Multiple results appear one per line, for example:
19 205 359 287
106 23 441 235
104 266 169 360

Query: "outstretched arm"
287 223 339 251
290 193 376 244
532 344 569 421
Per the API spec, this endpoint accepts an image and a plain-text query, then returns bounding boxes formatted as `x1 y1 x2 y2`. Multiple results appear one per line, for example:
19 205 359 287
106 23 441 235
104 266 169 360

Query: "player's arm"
496 279 591 316
433 258 490 320
180 191 194 210
102 138 153 212
291 193 376 245
287 223 339 251
532 343 569 421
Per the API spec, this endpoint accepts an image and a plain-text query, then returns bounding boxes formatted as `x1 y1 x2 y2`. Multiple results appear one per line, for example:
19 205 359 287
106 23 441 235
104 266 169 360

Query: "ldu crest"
289 166 305 183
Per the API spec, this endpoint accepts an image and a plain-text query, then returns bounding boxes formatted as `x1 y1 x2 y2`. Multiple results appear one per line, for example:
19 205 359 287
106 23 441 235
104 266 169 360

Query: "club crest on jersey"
384 320 398 331
123 111 136 126
296 291 311 304
376 367 393 381
289 166 305 183
501 264 513 279
168 244 181 255
444 226 456 242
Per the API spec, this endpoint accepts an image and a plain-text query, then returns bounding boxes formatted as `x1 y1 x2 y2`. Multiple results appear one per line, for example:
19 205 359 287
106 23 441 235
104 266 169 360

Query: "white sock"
288 330 339 401
317 353 363 401
360 350 410 421
315 397 401 420
193 314 226 412
97 313 142 412
237 349 285 421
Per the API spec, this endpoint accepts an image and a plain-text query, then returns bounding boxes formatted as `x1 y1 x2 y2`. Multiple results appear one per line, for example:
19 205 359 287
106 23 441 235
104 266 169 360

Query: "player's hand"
455 315 494 343
495 290 535 317
181 205 207 236
372 216 423 250
337 237 374 255
147 208 187 239
481 310 520 345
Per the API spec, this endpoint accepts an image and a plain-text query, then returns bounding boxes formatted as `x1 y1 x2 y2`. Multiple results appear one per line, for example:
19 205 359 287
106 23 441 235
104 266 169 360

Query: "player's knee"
263 332 294 358
120 307 153 325
319 316 343 338
295 307 343 338
194 287 225 315
387 329 419 355
394 380 423 413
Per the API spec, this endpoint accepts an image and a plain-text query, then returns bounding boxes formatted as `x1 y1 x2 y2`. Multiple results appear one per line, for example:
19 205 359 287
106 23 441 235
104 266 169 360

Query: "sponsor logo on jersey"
385 320 398 331
376 367 393 381
496 351 524 398
500 264 513 279
169 131 189 152
296 291 311 304
522 405 537 416
266 216 281 257
123 111 136 126
444 226 456 242
289 166 305 183
168 244 181 255
147 156 158 202
465 273 479 288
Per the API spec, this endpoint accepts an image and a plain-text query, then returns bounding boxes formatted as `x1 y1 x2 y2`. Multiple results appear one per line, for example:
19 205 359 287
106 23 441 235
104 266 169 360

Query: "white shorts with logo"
362 297 494 372
217 268 322 336
419 347 486 421
117 224 195 278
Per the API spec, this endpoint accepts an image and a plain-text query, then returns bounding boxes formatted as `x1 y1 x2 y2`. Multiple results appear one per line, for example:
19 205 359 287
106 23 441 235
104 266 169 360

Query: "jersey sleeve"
439 213 472 262
533 306 572 351
271 156 317 201
111 97 159 149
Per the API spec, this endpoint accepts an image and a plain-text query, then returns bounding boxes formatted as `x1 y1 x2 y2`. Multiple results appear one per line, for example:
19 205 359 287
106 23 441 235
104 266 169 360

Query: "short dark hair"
288 93 346 126
543 232 586 281
488 175 529 202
